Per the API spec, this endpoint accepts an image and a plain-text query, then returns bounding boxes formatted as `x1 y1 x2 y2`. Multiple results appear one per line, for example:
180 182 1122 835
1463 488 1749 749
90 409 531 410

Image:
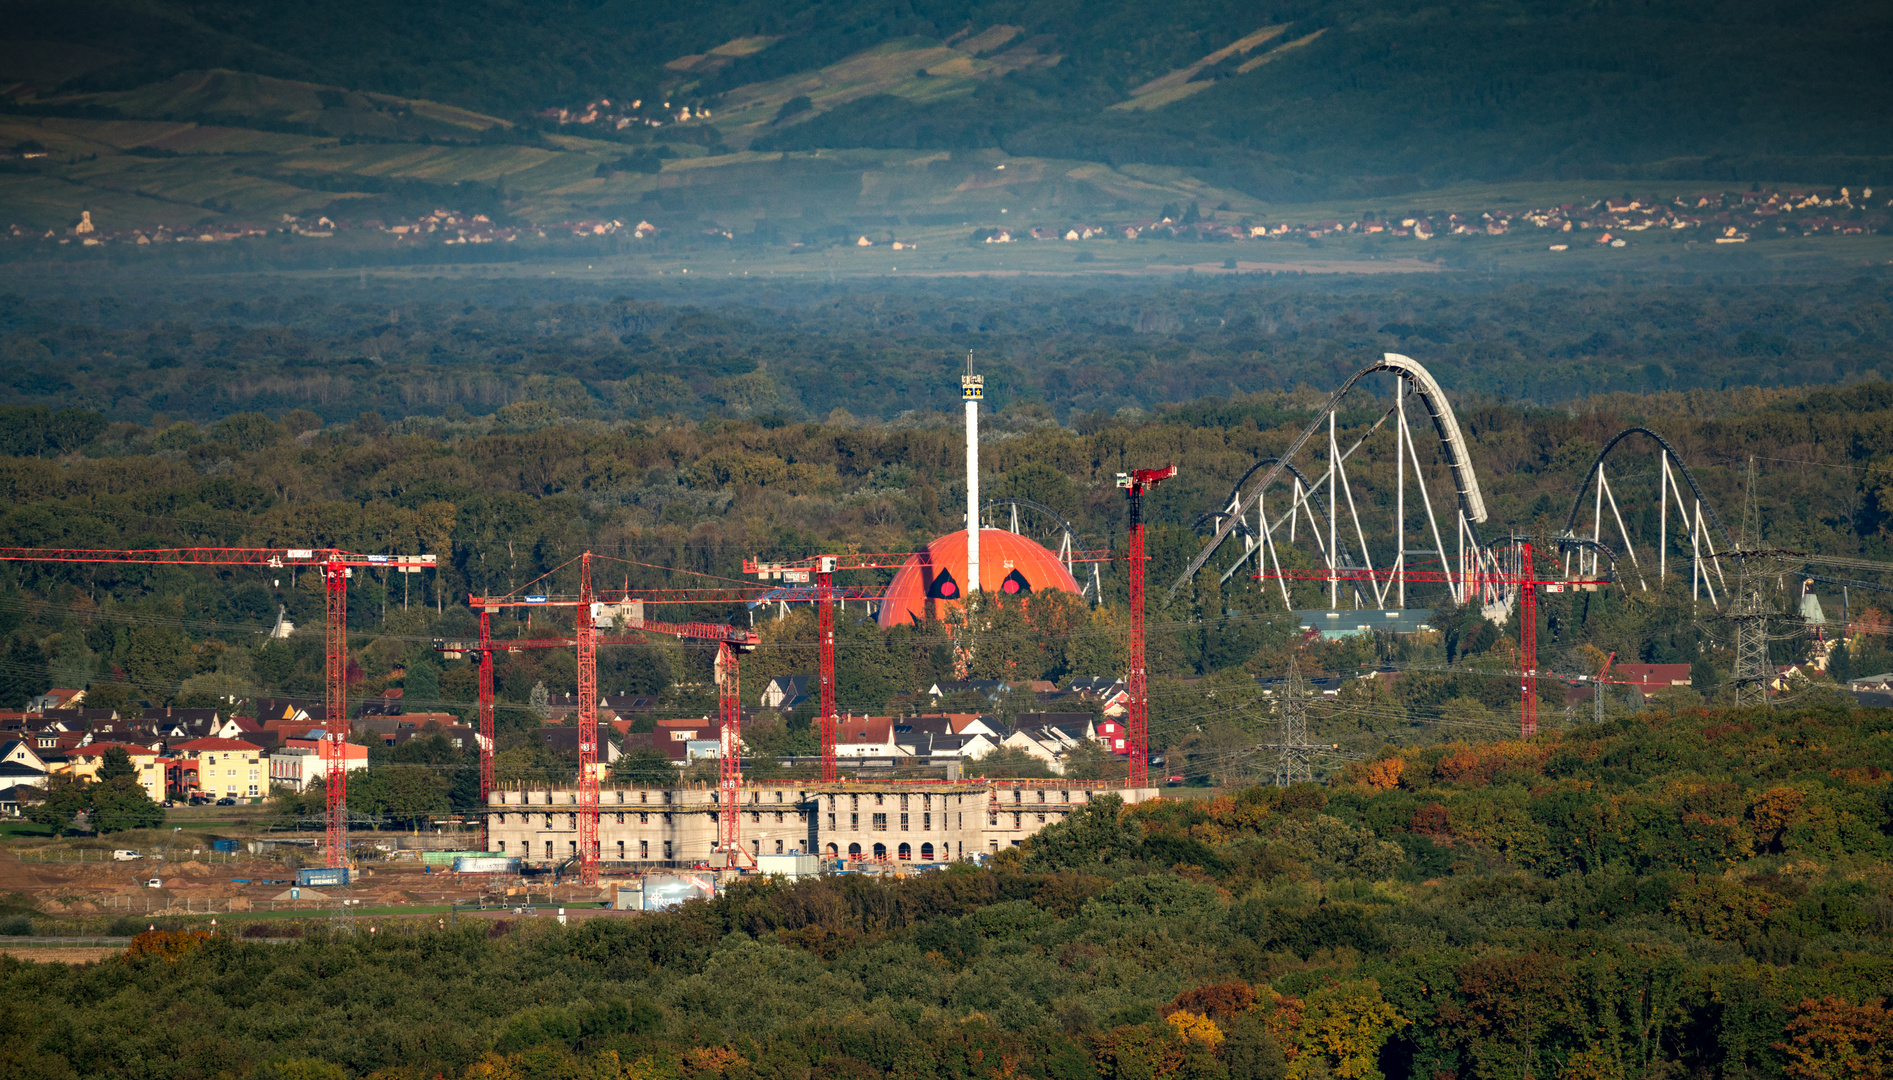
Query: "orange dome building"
877 528 1082 628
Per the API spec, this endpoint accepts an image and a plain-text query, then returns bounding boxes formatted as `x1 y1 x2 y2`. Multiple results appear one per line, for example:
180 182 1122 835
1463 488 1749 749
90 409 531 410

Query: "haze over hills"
3 0 1891 235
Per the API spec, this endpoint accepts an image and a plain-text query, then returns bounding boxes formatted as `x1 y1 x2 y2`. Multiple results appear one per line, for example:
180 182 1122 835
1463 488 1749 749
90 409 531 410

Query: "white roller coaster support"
1665 461 1694 573
1592 465 1605 579
1458 510 1468 609
1253 498 1264 575
1260 489 1291 610
1660 454 1669 581
1393 385 1408 612
1336 445 1383 608
1329 410 1339 609
1236 491 1255 570
1696 501 1720 607
1396 381 1406 608
1662 460 1708 604
1401 403 1454 605
1224 403 1401 587
1602 471 1647 591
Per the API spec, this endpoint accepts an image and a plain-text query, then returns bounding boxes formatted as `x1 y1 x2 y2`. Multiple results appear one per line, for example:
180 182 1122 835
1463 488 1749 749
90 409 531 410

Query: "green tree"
270 782 322 825
81 681 135 716
91 776 164 833
24 774 92 833
1023 793 1142 872
1289 979 1408 1080
611 746 677 787
403 654 441 710
970 746 1055 779
1060 739 1126 782
0 635 49 710
97 745 136 781
352 765 450 830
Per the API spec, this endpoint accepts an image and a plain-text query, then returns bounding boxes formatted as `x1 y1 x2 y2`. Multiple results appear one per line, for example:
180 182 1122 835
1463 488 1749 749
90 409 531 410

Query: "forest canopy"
4 700 1893 1080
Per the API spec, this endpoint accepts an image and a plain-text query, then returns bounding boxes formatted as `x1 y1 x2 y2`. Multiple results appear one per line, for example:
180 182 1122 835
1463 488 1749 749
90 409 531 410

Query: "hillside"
5 702 1893 1080
2 0 1890 240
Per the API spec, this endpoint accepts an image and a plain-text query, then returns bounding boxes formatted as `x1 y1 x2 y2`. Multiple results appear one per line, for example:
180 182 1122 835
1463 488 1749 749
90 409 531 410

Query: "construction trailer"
296 866 351 887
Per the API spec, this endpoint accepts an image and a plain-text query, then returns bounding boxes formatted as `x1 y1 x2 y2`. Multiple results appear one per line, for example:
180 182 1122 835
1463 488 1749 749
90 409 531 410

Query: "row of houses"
0 735 275 812
3 209 661 250
962 186 1892 248
0 690 493 812
621 707 1131 775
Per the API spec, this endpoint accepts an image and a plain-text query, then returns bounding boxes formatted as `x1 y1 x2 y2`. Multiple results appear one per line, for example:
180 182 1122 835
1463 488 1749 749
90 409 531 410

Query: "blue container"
296 867 350 887
211 840 239 853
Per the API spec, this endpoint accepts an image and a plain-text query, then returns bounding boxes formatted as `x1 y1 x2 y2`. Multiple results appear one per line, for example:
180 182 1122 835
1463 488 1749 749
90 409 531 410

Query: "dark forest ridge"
3 0 1890 237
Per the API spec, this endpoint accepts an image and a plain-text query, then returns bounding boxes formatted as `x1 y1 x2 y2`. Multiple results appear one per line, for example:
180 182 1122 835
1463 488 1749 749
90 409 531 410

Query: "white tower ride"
962 358 983 597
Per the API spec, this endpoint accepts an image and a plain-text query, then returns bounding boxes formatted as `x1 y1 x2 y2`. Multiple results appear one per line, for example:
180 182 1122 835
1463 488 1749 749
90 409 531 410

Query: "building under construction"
474 358 1169 882
486 780 1159 867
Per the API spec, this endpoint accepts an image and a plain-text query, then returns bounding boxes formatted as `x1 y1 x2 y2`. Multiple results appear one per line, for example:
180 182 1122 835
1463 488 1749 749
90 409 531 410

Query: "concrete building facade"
485 781 1159 867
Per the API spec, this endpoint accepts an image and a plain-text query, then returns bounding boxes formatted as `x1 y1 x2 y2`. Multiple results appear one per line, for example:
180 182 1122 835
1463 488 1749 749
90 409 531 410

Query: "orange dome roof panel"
877 529 1081 628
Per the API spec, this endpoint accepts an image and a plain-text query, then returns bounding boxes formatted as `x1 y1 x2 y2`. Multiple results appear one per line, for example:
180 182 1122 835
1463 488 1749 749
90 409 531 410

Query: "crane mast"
1116 466 1177 788
0 546 435 868
469 555 761 878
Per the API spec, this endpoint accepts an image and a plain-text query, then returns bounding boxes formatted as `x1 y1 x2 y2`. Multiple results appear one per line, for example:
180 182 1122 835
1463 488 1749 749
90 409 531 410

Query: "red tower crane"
1117 465 1177 788
1517 541 1540 737
469 555 762 879
0 546 435 867
745 548 1116 782
742 555 884 783
1255 538 1613 739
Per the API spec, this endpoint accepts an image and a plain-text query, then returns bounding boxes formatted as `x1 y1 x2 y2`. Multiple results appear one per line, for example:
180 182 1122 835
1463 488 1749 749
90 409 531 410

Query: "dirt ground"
0 847 611 916
0 947 121 964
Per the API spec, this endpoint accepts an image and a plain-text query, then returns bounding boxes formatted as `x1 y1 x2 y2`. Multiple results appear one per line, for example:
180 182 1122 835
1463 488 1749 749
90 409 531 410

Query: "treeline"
3 371 1893 769
5 702 1892 1079
4 275 1892 424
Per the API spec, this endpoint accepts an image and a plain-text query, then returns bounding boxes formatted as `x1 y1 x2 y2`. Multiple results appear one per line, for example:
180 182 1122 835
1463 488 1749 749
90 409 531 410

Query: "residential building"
0 739 49 791
59 742 164 802
269 741 369 792
601 694 659 721
835 715 899 757
540 727 621 779
1610 664 1693 696
1065 677 1130 717
759 676 809 710
171 737 267 799
26 689 83 711
929 679 1009 702
252 699 318 726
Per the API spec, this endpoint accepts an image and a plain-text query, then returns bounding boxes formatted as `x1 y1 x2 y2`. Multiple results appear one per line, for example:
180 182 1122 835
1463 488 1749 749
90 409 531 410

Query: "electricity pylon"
1728 457 1774 708
1268 657 1318 786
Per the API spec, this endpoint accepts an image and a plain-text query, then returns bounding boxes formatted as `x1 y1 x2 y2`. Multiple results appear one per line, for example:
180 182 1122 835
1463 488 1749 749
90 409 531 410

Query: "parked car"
215 797 237 806
112 850 144 861
145 878 162 888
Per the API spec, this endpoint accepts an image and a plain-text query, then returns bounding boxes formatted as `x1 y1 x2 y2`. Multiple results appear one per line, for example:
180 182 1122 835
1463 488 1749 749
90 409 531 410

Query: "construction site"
3 351 1882 912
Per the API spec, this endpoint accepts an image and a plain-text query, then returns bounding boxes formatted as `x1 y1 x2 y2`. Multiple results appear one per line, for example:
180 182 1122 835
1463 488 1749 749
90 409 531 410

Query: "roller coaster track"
1169 352 1487 601
1192 457 1357 583
1562 426 1734 551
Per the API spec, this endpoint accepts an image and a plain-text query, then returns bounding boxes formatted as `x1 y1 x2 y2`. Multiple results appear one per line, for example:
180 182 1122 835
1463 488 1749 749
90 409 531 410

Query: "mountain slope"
2 0 1890 228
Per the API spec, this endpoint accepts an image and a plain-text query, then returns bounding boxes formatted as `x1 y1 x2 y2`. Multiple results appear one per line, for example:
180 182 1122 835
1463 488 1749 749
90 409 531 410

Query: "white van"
112 850 144 861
